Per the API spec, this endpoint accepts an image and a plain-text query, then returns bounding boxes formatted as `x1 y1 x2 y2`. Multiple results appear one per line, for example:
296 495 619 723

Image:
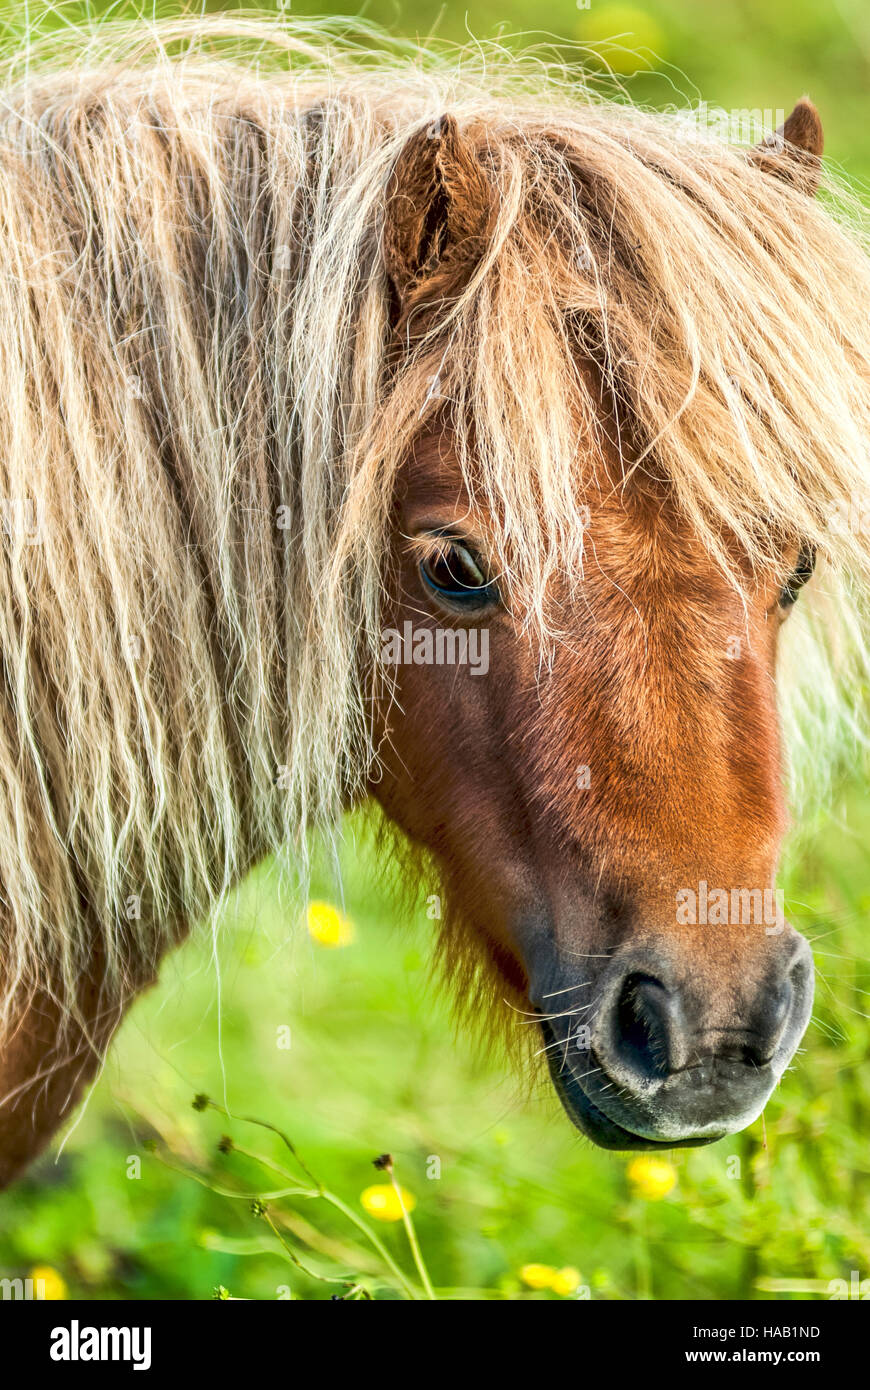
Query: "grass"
1 785 868 1300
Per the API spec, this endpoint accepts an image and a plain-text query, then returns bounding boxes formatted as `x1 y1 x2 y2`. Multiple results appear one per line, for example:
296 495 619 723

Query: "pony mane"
0 14 868 1037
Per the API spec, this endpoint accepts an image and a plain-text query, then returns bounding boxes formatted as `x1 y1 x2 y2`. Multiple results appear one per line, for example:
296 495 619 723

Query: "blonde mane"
0 15 868 1037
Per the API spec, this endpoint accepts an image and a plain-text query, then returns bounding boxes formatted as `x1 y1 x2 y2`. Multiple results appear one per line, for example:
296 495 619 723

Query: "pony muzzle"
535 933 814 1150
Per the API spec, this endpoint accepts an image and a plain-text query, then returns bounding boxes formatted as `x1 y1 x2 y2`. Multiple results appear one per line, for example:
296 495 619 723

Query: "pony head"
357 96 868 1148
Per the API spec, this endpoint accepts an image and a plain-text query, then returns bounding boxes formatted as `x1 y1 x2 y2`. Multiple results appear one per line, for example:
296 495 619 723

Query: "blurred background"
0 0 868 1300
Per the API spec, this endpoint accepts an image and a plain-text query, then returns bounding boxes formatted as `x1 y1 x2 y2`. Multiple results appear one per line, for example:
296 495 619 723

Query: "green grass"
1 788 868 1300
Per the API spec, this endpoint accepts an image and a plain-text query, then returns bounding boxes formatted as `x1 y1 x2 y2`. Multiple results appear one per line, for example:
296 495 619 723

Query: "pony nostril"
788 943 813 1001
747 945 810 1063
749 979 792 1063
756 978 789 1050
612 971 679 1081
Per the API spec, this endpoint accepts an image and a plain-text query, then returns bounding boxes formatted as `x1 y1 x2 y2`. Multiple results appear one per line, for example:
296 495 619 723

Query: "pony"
1 16 869 1184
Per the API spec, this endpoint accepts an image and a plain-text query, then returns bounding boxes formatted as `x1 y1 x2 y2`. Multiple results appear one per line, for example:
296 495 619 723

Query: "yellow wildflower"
520 1263 557 1290
30 1265 67 1300
551 1266 582 1296
360 1183 416 1222
626 1155 677 1200
306 900 354 947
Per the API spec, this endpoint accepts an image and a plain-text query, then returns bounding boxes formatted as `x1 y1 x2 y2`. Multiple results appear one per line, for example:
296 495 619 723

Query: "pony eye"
419 536 498 609
779 545 816 609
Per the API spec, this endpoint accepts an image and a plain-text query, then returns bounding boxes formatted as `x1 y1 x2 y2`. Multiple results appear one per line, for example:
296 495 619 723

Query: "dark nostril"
745 977 793 1065
746 945 811 1064
613 971 681 1081
788 942 814 1002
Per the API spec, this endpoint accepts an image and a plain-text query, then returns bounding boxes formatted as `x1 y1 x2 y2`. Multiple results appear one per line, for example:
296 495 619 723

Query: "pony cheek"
370 667 489 833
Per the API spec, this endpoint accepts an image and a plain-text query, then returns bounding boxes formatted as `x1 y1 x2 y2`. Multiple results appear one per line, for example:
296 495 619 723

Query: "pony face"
363 97 853 1148
372 426 814 1149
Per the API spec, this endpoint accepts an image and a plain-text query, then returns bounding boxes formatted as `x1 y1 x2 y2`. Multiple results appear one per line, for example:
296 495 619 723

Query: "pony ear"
383 115 492 321
751 98 824 194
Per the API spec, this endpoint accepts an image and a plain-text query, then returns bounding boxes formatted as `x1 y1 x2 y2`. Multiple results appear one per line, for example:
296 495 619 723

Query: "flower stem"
387 1168 436 1300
